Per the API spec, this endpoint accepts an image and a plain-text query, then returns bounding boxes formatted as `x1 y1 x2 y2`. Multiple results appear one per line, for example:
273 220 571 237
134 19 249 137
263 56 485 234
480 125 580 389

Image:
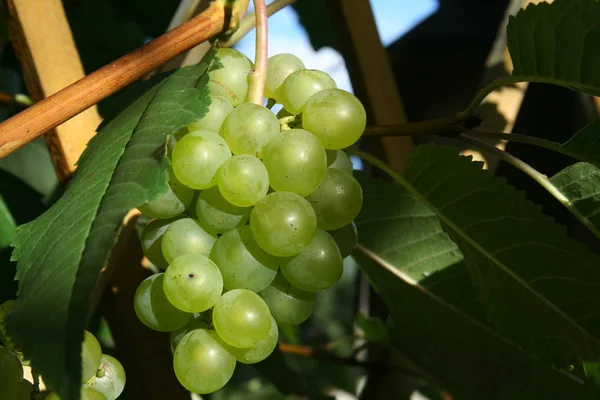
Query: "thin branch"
219 0 297 47
363 115 481 138
0 2 229 159
458 134 600 241
247 0 268 104
466 129 600 169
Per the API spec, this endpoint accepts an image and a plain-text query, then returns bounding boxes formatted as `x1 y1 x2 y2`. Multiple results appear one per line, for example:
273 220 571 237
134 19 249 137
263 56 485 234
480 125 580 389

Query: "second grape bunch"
134 48 365 394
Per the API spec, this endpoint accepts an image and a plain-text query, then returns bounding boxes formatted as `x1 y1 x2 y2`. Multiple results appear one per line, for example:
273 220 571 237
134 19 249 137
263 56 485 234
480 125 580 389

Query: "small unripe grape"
84 354 126 400
227 315 278 364
303 88 367 150
81 330 102 383
161 218 217 263
195 186 250 234
188 96 233 133
217 154 269 207
172 130 232 190
220 103 280 158
262 129 327 196
306 169 363 230
326 150 353 175
259 273 315 325
137 170 193 219
209 48 253 106
265 53 305 100
140 217 182 269
279 69 336 114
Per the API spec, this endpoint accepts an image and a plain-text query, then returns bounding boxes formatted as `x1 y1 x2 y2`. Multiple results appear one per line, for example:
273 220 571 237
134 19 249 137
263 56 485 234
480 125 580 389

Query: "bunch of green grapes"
0 302 126 400
135 48 365 395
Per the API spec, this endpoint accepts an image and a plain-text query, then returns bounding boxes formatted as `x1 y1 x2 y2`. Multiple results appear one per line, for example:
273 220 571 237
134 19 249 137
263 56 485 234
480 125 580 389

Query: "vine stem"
219 0 297 47
458 134 600 240
466 129 600 168
247 0 268 104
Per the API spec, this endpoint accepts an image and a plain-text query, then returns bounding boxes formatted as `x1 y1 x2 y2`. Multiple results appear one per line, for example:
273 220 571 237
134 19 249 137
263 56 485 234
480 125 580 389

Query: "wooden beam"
7 0 102 180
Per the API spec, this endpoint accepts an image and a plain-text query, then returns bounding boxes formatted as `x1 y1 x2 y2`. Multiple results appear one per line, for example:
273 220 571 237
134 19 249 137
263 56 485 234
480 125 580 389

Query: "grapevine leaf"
507 0 600 96
355 250 589 399
354 172 484 321
550 162 600 235
0 193 16 249
5 47 218 400
563 119 600 167
399 143 600 389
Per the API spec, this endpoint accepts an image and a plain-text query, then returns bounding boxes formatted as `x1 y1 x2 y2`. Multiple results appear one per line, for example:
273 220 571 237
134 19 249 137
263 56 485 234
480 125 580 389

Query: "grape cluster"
135 48 365 394
0 300 125 400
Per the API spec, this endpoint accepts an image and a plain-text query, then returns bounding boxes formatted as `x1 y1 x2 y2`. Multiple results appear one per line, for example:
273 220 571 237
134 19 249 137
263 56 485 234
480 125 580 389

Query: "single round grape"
188 96 233 133
250 192 317 257
259 273 315 325
161 218 217 263
213 289 272 348
217 154 269 207
262 129 327 196
0 300 16 349
207 81 234 104
134 273 192 332
227 315 278 364
140 217 182 269
306 169 363 230
326 150 353 175
172 130 232 190
17 379 32 400
46 388 107 400
85 354 126 400
170 317 210 353
264 53 305 100
220 103 280 158
329 222 358 258
81 330 102 383
163 254 223 313
281 229 343 291
209 48 253 106
303 88 367 150
0 346 22 400
195 186 250 234
138 170 194 219
173 329 236 394
210 226 279 292
280 69 336 114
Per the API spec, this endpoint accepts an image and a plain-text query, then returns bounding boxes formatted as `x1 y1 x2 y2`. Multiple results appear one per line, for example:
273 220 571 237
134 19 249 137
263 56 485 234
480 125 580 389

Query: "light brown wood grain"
0 1 227 160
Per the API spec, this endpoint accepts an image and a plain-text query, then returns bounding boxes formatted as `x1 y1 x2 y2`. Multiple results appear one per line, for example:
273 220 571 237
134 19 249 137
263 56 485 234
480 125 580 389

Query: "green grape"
140 217 182 269
329 222 358 258
217 154 269 207
207 81 234 104
227 315 278 364
46 388 107 400
0 300 16 349
250 192 317 257
0 346 22 400
210 226 279 292
306 169 363 230
303 88 367 150
84 354 126 400
134 273 193 332
172 130 232 190
279 69 336 114
209 48 253 106
161 218 217 263
173 329 236 394
281 229 343 292
326 150 353 175
17 379 32 400
220 103 280 158
170 316 210 352
264 53 305 100
81 330 102 383
262 129 327 196
138 170 194 219
195 186 250 234
188 96 233 133
163 254 223 313
213 289 272 348
259 273 315 325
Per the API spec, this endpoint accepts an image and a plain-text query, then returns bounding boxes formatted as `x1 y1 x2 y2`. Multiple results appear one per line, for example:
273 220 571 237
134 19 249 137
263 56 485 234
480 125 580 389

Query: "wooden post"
7 0 102 181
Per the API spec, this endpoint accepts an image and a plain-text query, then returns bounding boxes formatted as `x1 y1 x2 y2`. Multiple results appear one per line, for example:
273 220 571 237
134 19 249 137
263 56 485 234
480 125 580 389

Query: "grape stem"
363 114 482 137
219 0 297 47
247 0 268 105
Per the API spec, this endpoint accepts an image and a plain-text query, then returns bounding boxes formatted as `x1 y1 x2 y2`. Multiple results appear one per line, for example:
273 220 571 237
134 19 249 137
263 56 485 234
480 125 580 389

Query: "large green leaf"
0 193 16 249
507 0 600 96
399 144 600 388
6 48 217 400
355 250 588 399
563 119 600 167
354 172 483 321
